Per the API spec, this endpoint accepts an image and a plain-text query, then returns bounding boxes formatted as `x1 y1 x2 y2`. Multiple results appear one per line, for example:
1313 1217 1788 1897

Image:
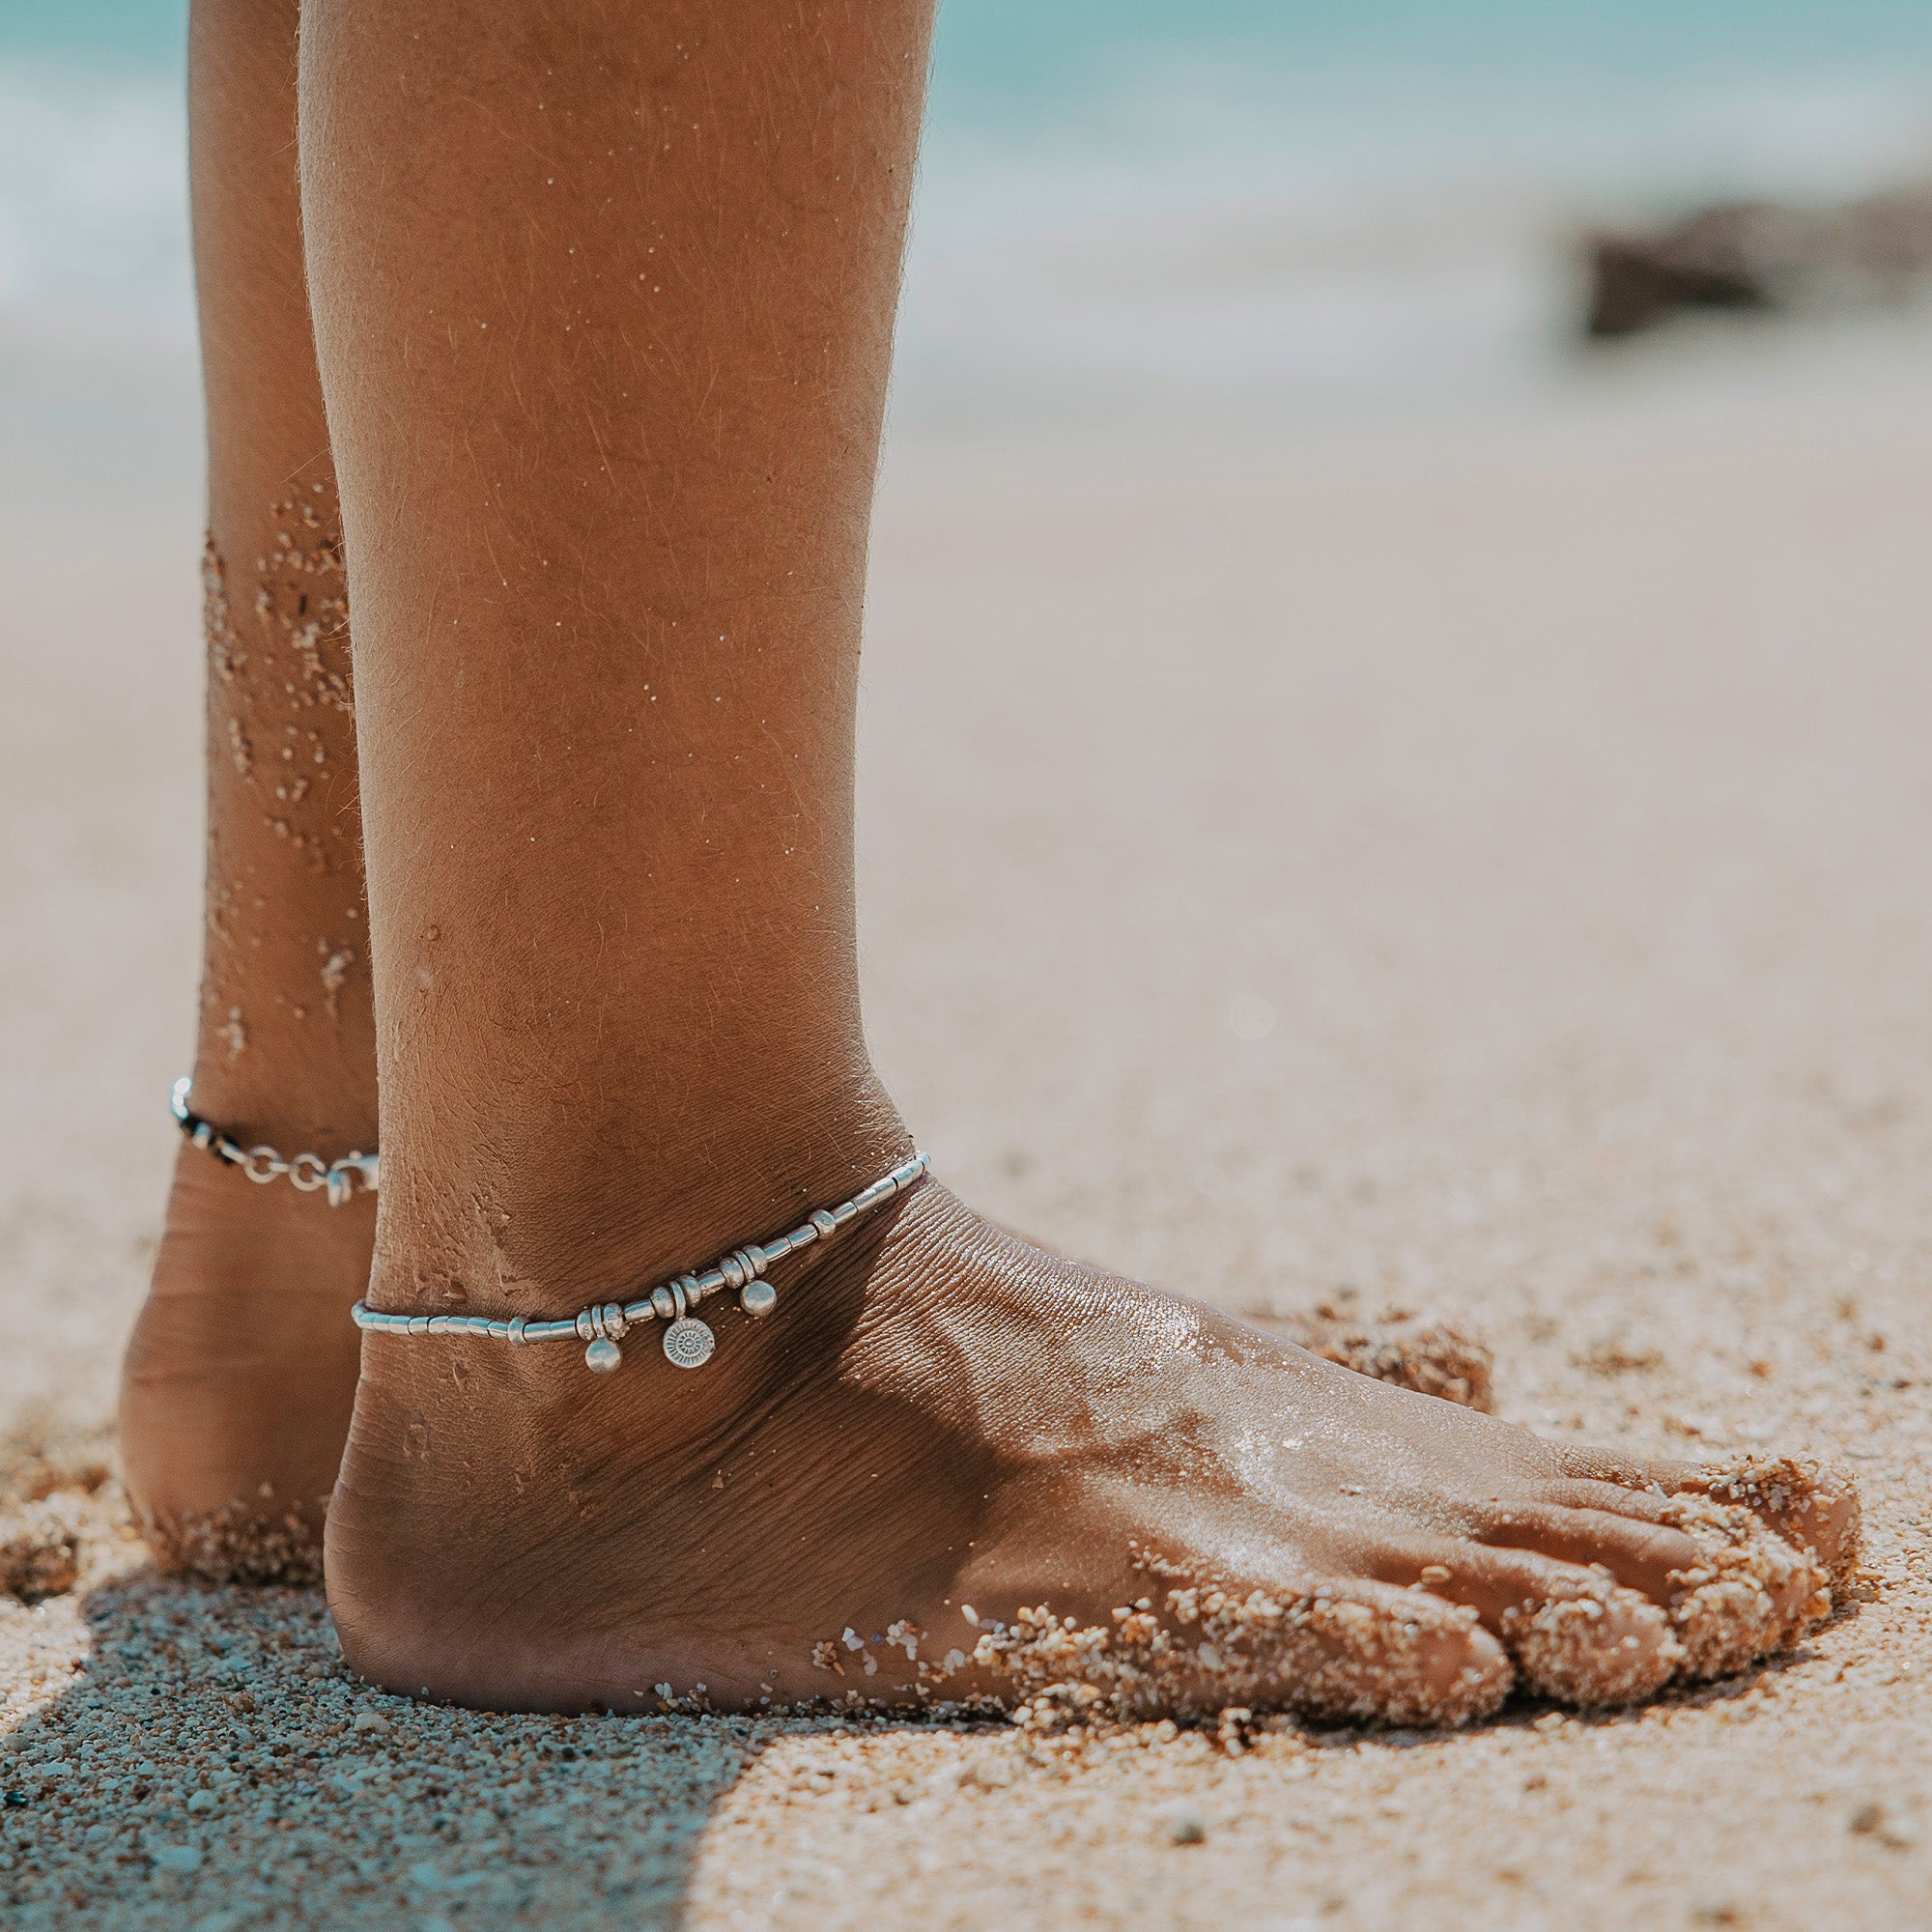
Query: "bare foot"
326 1178 1857 1723
119 1148 375 1581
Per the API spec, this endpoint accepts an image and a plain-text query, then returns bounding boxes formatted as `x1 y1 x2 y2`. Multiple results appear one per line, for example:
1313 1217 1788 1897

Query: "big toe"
1237 1577 1514 1727
966 1576 1513 1728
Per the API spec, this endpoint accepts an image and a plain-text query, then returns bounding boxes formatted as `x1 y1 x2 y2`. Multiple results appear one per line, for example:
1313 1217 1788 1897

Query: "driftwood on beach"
1584 185 1932 337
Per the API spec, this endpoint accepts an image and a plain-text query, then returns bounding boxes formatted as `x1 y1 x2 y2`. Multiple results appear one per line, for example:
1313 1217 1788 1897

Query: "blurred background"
6 1 1932 1435
9 0 1932 493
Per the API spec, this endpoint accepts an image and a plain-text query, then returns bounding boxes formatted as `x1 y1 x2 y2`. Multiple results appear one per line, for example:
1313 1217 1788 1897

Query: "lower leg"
119 0 376 1578
302 0 1855 1716
301 0 921 1315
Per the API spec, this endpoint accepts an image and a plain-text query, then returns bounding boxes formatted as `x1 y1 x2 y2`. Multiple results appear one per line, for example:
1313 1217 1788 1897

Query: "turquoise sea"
7 0 1932 431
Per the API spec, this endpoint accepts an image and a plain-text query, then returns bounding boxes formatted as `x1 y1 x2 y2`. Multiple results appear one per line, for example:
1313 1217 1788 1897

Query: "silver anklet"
353 1150 929 1375
171 1076 380 1208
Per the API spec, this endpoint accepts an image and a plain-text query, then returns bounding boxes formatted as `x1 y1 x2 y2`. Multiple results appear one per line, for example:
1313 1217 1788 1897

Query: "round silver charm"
662 1317 716 1369
739 1279 777 1319
583 1338 623 1374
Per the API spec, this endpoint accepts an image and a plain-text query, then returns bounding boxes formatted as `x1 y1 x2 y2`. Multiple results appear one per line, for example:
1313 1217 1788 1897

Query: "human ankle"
364 1058 912 1322
182 1018 378 1160
326 1182 964 1708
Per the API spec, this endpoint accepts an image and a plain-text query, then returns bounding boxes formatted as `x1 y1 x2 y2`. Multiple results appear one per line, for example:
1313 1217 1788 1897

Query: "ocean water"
6 0 1932 439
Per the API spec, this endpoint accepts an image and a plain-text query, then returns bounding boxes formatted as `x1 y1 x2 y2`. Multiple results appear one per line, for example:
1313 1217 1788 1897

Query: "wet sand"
2 377 1930 1924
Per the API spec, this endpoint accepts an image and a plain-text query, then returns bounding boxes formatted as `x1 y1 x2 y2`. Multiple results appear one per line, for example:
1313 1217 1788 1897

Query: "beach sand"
1 374 1929 1925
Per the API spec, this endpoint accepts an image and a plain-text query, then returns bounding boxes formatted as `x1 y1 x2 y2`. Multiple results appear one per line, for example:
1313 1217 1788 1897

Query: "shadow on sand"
0 1570 785 1929
0 1562 1864 1928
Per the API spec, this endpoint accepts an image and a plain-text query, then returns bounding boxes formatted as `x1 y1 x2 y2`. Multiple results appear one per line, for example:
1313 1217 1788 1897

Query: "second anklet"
353 1150 929 1374
172 1077 380 1207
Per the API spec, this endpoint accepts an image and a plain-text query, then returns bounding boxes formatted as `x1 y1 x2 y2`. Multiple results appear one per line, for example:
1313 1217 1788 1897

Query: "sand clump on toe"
911 1561 1510 1733
1696 1452 1863 1588
1659 1492 1834 1681
1498 1577 1683 1707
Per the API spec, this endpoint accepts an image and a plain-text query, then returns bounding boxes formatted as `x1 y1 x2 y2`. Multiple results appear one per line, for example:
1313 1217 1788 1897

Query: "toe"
1655 1492 1833 1678
1548 1445 1862 1592
1501 1584 1677 1706
1375 1543 1680 1706
1235 1576 1513 1727
960 1574 1512 1728
1674 1455 1861 1589
1473 1497 1705 1600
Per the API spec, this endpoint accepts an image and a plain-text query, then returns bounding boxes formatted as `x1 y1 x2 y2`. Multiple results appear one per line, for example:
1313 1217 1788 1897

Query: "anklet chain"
172 1078 380 1208
353 1150 930 1375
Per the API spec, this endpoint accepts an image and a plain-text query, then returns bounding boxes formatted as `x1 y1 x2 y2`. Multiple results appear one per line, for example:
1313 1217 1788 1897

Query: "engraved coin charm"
583 1338 622 1374
662 1317 716 1369
739 1279 777 1319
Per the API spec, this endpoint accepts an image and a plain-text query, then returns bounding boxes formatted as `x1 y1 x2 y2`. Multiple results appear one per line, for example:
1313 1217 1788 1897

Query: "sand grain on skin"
1498 1580 1681 1706
943 1576 1509 1731
1660 1494 1833 1680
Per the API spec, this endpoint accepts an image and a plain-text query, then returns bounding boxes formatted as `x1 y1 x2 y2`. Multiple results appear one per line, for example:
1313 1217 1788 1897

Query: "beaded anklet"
353 1150 929 1375
172 1077 380 1208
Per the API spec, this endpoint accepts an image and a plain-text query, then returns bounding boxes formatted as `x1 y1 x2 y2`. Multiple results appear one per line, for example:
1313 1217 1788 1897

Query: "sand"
2 370 1930 1926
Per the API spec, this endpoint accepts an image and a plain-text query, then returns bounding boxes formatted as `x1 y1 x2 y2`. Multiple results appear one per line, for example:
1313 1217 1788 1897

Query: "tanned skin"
122 0 1856 1717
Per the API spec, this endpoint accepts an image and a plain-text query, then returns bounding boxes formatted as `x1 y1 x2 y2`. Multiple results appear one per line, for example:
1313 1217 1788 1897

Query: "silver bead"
739 1279 777 1319
584 1337 622 1373
721 1254 745 1292
662 1317 715 1369
811 1208 838 1239
603 1302 628 1339
576 1310 597 1343
652 1286 676 1321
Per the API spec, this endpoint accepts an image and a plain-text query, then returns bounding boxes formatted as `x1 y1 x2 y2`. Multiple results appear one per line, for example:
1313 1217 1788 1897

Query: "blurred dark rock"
1583 185 1932 339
